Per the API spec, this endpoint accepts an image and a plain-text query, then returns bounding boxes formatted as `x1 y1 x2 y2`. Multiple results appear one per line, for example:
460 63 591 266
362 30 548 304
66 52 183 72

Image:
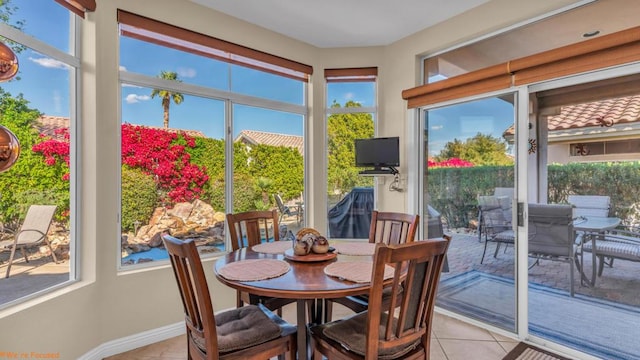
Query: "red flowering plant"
32 128 71 181
427 158 474 168
120 124 208 204
33 124 209 205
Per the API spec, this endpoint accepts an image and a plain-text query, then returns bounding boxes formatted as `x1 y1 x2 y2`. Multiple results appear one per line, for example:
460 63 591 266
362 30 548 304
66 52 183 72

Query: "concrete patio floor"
443 231 640 307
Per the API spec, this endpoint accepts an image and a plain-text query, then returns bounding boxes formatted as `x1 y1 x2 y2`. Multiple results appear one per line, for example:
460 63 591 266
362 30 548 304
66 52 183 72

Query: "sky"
0 1 510 153
0 1 373 141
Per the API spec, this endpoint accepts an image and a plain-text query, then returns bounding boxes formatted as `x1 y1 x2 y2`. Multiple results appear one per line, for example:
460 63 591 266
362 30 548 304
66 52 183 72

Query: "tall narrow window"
118 11 309 267
325 68 377 239
0 1 79 307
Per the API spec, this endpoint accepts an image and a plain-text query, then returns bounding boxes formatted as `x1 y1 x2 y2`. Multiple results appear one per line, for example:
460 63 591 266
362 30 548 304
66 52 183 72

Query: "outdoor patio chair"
274 193 301 224
226 209 296 316
478 196 514 264
581 229 640 278
1 204 58 278
162 235 297 360
324 211 419 321
528 203 577 296
309 237 450 360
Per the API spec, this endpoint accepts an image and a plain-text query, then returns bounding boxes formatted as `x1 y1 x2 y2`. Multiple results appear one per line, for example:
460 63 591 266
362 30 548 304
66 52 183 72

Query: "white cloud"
431 125 443 130
126 94 151 104
29 57 67 69
177 67 196 78
344 92 354 100
119 65 127 71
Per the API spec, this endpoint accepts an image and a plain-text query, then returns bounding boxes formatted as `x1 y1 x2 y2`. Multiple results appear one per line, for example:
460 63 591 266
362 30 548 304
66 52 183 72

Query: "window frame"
0 5 80 308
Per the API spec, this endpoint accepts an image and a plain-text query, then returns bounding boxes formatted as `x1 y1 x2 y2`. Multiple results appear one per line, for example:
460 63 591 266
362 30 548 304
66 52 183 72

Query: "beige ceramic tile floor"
105 303 519 360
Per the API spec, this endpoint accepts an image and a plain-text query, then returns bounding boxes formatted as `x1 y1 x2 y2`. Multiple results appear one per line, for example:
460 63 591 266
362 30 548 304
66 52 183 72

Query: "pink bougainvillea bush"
120 124 208 203
32 128 71 181
33 123 209 205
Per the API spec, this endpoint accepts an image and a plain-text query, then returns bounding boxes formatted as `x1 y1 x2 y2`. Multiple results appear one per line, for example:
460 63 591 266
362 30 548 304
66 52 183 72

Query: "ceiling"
188 0 490 48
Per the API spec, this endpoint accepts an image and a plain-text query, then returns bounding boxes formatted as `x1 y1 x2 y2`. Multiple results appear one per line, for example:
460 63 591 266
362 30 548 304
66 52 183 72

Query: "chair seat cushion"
320 311 420 359
214 305 282 352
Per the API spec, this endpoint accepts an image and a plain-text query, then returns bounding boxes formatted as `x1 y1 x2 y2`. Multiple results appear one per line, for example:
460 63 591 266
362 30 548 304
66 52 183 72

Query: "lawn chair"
274 193 301 224
478 195 514 264
1 205 58 278
528 203 576 296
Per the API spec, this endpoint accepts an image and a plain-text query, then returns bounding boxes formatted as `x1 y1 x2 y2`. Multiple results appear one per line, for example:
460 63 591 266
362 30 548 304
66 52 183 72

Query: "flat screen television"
354 137 399 173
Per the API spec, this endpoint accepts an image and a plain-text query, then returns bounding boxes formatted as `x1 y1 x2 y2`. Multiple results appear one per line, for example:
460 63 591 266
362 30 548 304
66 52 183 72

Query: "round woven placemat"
218 259 290 281
251 241 292 254
324 261 394 283
332 242 377 256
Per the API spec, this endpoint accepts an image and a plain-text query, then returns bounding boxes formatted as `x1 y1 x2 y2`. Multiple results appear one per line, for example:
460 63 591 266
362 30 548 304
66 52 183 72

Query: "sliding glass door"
423 92 518 333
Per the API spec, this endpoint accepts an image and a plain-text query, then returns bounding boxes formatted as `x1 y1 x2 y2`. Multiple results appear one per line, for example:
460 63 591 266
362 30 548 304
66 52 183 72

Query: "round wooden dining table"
214 246 374 360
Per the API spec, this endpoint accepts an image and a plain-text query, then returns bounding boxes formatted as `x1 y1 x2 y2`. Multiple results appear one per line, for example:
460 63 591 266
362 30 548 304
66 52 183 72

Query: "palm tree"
150 71 184 128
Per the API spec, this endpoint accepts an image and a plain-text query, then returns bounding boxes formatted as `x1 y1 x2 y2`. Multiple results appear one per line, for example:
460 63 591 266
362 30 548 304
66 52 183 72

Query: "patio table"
573 216 621 287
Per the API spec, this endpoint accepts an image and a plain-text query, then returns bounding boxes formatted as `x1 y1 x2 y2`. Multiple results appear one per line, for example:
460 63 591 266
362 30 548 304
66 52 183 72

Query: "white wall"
0 0 580 357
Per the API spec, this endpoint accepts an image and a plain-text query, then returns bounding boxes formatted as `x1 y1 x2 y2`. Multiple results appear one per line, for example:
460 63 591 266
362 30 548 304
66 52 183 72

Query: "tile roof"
503 95 640 136
547 95 640 131
35 116 207 138
235 130 303 154
36 115 68 138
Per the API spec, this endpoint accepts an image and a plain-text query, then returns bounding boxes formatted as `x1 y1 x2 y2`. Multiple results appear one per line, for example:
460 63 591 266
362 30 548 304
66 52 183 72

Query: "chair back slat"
365 236 450 357
369 211 419 245
226 210 280 251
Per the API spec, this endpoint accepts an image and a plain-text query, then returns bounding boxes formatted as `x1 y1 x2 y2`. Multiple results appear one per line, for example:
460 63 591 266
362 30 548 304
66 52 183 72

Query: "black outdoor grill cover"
328 187 374 238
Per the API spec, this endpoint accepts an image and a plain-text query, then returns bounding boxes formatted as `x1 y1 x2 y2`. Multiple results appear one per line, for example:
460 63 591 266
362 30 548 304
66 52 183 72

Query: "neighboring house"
35 116 207 139
234 129 303 155
504 95 640 164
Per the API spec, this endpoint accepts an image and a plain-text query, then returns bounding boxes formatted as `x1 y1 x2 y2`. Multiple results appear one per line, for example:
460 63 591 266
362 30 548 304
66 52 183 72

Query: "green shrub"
121 165 158 232
428 162 640 228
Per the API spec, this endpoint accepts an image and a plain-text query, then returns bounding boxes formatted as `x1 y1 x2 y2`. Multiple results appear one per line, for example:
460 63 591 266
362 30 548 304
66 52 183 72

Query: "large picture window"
0 0 79 307
118 11 309 267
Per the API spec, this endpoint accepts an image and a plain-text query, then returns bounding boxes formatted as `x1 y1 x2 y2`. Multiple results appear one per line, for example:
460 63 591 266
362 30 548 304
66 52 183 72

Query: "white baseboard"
77 322 185 360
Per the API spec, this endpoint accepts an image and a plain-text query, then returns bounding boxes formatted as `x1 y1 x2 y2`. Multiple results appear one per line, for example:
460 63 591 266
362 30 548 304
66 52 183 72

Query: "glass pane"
119 35 229 91
327 82 375 107
326 111 375 239
535 85 640 359
120 85 225 266
0 7 73 305
232 104 305 235
231 65 304 105
429 94 517 332
10 1 71 53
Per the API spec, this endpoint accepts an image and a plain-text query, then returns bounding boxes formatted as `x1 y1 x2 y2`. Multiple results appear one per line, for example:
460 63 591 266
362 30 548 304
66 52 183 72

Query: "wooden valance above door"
402 26 640 108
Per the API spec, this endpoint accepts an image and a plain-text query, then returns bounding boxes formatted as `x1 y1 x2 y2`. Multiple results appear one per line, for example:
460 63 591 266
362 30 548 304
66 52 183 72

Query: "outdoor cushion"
322 311 419 359
583 239 640 261
214 305 282 352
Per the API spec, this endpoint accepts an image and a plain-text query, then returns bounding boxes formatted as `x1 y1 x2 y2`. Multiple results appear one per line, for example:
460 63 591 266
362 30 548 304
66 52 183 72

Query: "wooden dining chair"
324 211 419 321
310 236 451 360
226 210 295 315
162 235 297 360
